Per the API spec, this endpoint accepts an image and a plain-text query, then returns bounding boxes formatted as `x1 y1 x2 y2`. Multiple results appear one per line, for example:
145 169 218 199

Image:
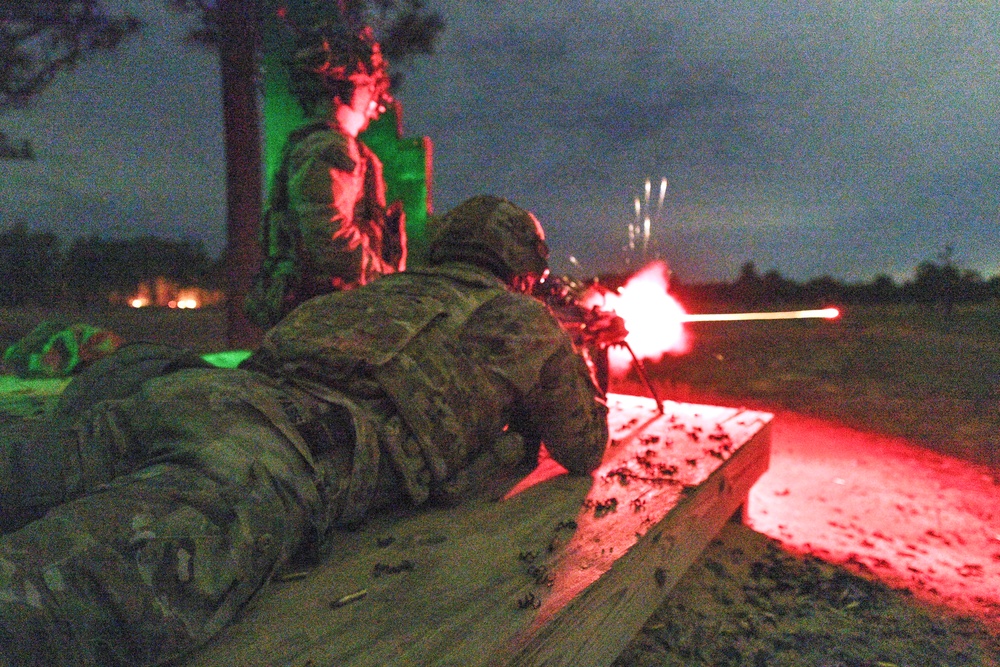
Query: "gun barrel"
681 308 840 322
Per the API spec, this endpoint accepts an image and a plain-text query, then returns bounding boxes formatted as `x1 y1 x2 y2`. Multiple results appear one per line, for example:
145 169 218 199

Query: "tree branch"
0 1 141 109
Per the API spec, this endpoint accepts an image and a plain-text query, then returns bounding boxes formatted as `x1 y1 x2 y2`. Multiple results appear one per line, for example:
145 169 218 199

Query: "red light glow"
589 261 689 375
747 410 1000 628
606 379 1000 631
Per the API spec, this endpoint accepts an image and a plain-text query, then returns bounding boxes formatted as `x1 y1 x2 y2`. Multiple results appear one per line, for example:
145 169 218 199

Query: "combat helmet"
286 20 392 114
428 195 550 290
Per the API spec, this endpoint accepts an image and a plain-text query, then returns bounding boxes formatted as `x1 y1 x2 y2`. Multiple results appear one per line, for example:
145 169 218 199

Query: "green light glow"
201 350 253 369
262 7 432 265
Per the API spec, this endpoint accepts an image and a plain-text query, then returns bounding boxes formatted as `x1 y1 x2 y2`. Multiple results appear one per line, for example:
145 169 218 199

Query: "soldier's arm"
287 132 367 280
358 147 406 272
522 340 609 476
381 201 407 271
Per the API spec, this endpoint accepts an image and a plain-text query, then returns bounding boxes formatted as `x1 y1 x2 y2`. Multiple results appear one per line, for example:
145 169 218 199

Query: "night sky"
2 0 998 283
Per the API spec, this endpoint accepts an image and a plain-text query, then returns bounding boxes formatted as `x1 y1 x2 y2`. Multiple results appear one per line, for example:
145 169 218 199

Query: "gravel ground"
616 520 999 667
609 387 1000 667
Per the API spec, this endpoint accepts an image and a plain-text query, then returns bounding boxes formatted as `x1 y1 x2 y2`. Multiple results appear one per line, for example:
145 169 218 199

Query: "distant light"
130 298 148 308
176 298 198 309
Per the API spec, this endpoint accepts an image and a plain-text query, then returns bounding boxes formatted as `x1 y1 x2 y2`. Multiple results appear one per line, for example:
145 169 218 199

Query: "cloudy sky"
2 0 998 282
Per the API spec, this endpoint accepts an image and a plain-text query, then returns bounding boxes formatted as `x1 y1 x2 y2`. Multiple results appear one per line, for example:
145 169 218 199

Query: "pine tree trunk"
218 0 264 349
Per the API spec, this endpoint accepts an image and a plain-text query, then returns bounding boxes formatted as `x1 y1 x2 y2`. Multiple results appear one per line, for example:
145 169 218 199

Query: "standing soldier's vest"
244 123 329 329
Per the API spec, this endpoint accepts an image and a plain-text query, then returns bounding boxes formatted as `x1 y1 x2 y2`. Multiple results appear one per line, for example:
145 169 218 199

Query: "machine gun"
534 265 840 417
533 276 665 414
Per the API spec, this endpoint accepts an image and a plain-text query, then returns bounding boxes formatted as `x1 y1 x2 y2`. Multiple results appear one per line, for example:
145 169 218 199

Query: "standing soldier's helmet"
428 195 551 292
286 22 392 114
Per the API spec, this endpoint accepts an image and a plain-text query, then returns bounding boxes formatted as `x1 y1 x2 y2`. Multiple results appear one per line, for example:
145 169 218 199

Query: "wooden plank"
502 396 772 667
180 395 772 667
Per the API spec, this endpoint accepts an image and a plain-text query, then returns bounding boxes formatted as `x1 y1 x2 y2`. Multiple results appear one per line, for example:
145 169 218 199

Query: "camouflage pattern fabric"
0 368 343 667
426 195 549 283
250 262 609 506
245 124 406 328
0 262 608 666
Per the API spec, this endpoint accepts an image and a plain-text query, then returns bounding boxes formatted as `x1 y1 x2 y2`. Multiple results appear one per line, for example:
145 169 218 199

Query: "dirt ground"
611 386 1000 667
610 298 1000 667
3 303 1000 665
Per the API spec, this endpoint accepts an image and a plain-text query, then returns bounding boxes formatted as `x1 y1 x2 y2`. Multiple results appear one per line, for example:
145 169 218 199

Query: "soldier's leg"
0 398 159 535
0 419 52 533
0 344 212 533
0 370 323 667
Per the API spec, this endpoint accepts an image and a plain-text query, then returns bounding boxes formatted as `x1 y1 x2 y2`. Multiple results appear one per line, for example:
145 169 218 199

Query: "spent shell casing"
330 589 368 609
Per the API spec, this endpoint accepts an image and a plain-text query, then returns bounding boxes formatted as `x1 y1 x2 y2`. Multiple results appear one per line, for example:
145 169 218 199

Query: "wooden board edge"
503 417 772 667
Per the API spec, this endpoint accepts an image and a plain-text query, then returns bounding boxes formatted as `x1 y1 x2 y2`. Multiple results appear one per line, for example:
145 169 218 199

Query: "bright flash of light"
587 261 689 376
658 178 667 209
130 297 149 308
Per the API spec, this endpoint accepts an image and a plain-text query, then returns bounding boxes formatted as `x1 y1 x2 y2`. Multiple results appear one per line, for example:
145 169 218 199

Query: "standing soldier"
246 25 407 328
0 195 608 667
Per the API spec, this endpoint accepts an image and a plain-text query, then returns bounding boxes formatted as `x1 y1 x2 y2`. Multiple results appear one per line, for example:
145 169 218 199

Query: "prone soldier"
0 195 608 667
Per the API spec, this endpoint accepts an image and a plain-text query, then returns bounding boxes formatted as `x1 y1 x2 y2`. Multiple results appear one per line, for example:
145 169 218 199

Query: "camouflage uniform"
248 262 608 506
284 123 405 296
0 200 607 666
245 25 406 328
0 368 335 666
246 124 407 328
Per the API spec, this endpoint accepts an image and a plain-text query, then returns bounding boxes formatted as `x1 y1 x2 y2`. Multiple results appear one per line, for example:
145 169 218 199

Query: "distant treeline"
664 260 1000 313
3 226 997 313
0 225 223 308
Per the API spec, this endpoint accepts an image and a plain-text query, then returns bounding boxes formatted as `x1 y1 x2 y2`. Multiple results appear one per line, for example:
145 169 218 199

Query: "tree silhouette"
911 245 963 315
3 0 443 346
731 261 764 306
0 1 141 159
61 235 216 308
0 1 141 109
168 0 443 86
0 225 61 306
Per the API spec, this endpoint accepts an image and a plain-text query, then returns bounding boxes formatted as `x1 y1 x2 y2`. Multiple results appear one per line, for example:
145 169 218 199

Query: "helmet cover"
428 195 550 285
287 22 392 112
